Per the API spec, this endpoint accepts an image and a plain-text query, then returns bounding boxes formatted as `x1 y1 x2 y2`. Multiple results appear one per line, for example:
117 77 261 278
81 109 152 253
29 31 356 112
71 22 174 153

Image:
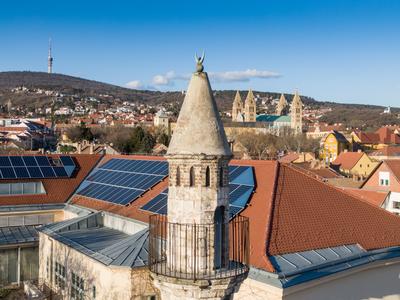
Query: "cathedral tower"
232 91 243 122
276 93 288 115
48 38 53 74
290 91 303 134
150 56 248 299
244 89 256 122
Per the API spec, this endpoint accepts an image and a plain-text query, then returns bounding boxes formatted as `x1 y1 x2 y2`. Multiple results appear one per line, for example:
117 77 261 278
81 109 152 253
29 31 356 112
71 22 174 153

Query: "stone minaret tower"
48 38 53 74
244 89 256 122
232 91 243 122
151 56 247 299
290 91 303 134
276 93 288 115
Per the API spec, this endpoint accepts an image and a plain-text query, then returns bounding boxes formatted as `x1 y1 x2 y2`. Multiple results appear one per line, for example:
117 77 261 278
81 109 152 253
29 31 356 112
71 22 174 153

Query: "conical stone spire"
244 89 256 122
233 90 242 105
232 91 243 122
292 90 302 105
276 93 288 115
167 59 232 157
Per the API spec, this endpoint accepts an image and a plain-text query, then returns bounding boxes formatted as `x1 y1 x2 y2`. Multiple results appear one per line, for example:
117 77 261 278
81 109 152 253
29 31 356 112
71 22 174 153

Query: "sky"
0 0 399 106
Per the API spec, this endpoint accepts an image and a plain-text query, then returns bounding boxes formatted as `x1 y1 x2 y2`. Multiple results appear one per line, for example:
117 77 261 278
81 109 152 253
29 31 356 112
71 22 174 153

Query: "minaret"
150 55 248 299
290 91 303 134
232 90 243 122
48 38 53 74
276 93 288 115
244 89 256 122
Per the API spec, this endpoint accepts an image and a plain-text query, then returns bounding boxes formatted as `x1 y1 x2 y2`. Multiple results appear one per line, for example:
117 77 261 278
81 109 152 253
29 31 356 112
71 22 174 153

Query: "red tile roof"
278 153 299 163
293 162 342 179
265 164 400 263
345 189 389 207
385 160 400 183
0 154 101 206
69 155 400 273
354 127 400 145
332 151 364 170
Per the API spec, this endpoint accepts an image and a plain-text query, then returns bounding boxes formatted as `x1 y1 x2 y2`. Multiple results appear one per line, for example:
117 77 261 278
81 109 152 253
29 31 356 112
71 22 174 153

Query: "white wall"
234 260 400 300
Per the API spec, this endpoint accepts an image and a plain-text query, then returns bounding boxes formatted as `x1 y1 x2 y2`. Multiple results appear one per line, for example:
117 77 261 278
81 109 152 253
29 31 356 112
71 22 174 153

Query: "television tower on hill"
48 38 53 74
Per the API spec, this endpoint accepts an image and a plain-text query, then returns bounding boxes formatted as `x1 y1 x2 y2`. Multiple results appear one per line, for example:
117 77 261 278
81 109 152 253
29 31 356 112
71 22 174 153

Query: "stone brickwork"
153 273 247 300
151 60 246 299
167 156 230 274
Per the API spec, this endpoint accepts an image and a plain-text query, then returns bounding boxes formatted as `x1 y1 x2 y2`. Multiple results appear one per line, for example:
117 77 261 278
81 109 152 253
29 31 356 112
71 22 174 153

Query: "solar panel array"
77 159 168 206
141 165 255 219
0 156 76 179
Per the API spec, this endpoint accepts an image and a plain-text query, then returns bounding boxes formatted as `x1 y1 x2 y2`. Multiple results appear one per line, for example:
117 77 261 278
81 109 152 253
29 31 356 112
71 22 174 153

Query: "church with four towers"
232 90 303 134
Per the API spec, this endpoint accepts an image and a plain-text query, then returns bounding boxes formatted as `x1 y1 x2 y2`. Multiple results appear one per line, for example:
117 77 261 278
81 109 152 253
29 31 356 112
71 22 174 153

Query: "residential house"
331 151 379 178
320 130 350 163
362 160 400 215
279 152 315 164
352 126 400 150
369 145 400 160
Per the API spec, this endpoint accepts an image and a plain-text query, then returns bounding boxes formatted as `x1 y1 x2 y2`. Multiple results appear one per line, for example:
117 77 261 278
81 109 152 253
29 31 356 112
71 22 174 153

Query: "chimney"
89 143 94 155
77 143 82 154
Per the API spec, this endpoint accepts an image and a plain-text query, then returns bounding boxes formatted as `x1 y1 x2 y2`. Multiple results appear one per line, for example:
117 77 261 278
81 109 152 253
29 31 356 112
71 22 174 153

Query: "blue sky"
1 0 399 106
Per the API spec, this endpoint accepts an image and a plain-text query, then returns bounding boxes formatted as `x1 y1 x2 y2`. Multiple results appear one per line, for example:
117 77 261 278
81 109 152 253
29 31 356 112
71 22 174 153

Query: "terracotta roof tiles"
67 155 400 274
332 151 364 170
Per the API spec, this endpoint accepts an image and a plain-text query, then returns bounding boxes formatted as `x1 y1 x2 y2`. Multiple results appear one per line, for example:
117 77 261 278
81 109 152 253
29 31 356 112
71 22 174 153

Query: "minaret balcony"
148 214 249 281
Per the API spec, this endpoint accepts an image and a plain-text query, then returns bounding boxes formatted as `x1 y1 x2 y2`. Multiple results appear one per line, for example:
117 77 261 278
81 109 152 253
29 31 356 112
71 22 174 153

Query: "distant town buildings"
331 150 379 178
231 90 304 134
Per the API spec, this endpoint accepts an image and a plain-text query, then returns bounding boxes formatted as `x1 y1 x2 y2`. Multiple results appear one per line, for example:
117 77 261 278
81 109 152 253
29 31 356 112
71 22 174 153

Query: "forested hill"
0 71 398 128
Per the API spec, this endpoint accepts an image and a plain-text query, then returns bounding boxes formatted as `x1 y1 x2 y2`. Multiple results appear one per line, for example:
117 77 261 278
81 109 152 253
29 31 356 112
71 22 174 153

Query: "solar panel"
77 159 168 206
10 156 24 166
35 156 51 166
0 167 16 179
0 157 11 167
0 156 76 179
140 165 255 219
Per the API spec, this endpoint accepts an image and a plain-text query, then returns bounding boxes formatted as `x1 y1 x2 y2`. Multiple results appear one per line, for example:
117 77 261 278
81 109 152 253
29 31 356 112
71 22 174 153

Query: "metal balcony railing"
149 214 249 280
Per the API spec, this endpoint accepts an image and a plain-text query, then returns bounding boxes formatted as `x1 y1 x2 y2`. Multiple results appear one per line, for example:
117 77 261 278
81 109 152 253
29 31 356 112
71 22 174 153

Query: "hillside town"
0 57 400 300
2 1 400 299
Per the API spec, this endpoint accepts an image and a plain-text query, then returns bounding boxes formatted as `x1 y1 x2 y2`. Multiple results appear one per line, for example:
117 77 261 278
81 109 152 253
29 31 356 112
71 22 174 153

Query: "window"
0 182 45 196
219 167 224 187
205 166 210 187
392 201 400 209
379 172 390 186
92 286 96 299
176 167 180 186
189 167 195 187
359 164 362 168
55 262 66 290
71 272 85 300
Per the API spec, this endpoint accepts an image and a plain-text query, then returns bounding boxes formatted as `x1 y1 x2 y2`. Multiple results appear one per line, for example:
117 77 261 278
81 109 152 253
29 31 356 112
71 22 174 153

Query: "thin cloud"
125 80 158 91
152 71 190 86
125 80 143 89
129 68 280 89
209 69 281 82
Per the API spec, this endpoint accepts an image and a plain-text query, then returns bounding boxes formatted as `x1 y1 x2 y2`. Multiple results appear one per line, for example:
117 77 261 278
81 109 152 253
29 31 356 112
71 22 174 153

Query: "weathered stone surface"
167 72 232 157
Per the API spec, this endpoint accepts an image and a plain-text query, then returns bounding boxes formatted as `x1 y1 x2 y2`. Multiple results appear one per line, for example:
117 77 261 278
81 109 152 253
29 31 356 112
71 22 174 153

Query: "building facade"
320 131 350 163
